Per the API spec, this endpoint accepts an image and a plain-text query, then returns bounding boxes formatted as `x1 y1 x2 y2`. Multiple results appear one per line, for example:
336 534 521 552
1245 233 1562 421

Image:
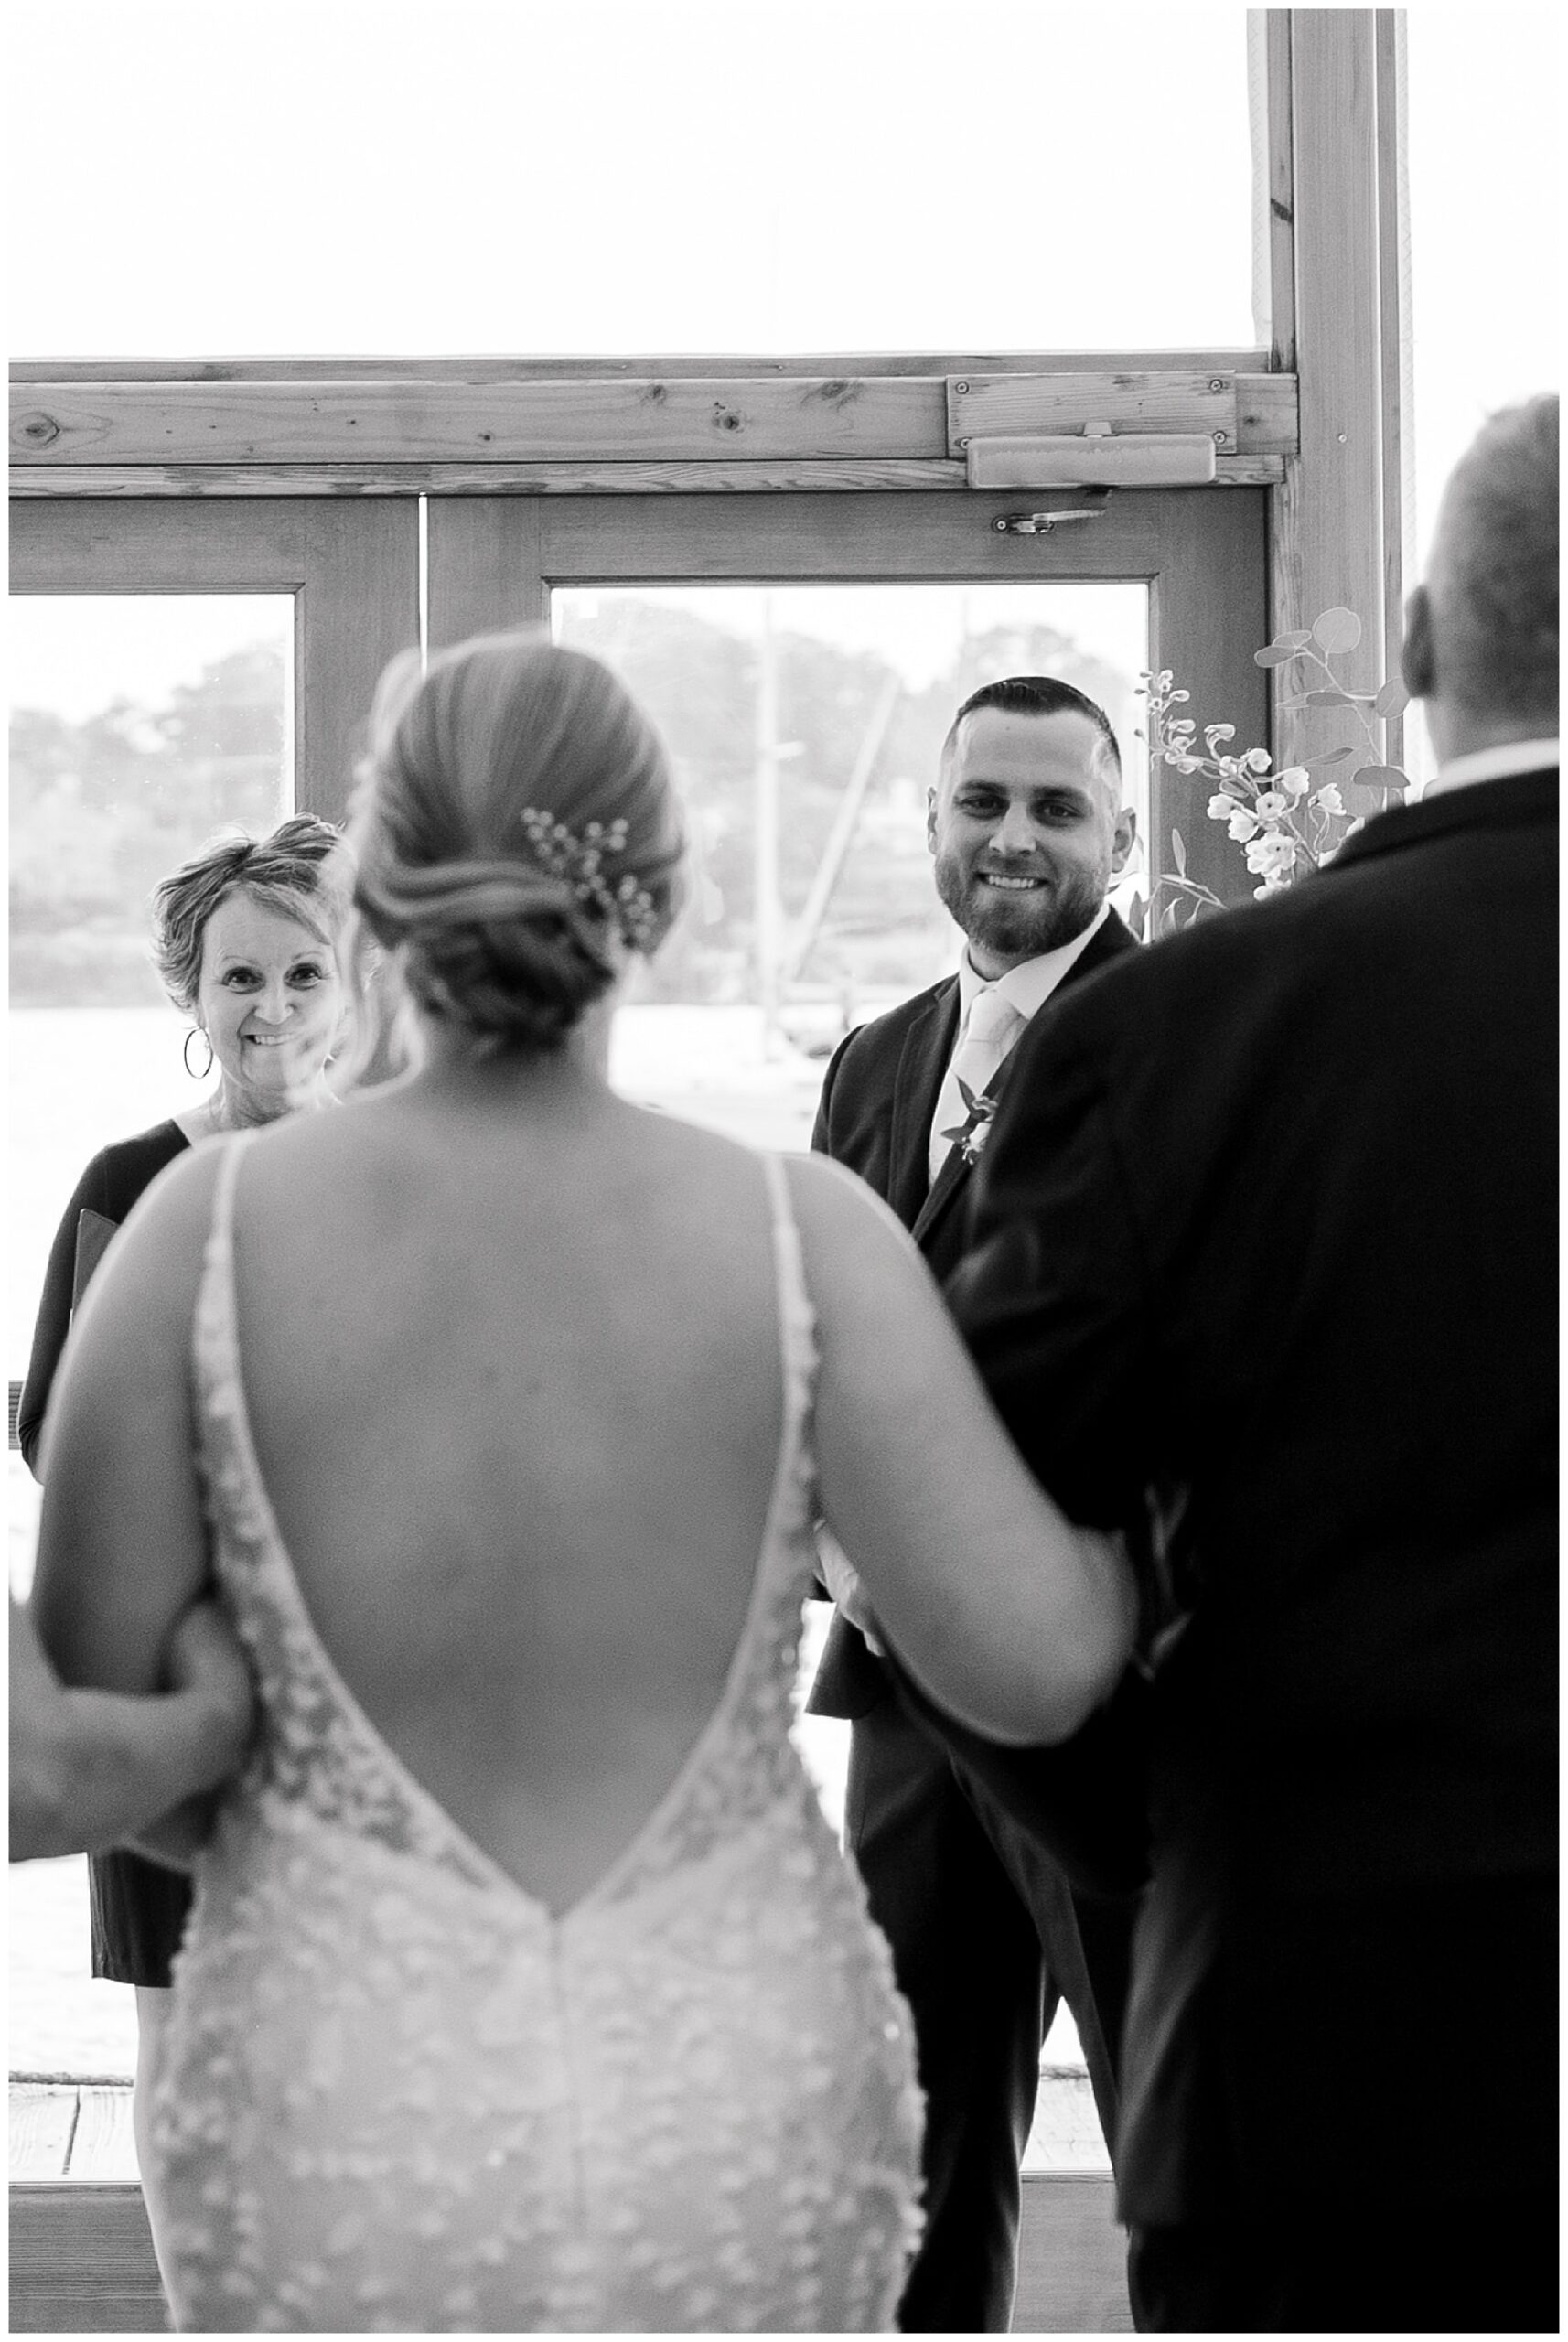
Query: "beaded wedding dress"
147 1140 924 2332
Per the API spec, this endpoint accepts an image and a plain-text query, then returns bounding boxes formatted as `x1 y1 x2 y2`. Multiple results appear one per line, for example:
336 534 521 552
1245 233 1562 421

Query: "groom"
935 396 1559 2330
810 675 1143 2332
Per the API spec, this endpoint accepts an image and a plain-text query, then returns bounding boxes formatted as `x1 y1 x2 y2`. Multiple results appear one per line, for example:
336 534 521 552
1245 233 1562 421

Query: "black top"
17 1119 190 1477
932 770 1558 2218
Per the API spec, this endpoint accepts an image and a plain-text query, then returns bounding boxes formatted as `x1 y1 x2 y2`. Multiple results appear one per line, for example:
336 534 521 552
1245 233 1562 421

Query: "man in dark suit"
937 394 1558 2331
809 675 1144 2331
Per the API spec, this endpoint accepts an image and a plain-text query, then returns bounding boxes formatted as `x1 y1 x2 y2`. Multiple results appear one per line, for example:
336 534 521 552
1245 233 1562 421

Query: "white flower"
1314 783 1345 814
1207 792 1238 820
1245 833 1296 876
1279 767 1311 797
1227 810 1260 843
1253 790 1288 819
1245 748 1273 774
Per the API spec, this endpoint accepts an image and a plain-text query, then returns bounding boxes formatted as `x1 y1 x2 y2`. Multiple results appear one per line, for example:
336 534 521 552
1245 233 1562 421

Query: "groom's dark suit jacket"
929 771 1557 2229
809 907 1140 1720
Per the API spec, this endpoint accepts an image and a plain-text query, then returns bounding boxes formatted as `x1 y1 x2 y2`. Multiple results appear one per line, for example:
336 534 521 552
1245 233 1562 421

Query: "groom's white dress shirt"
1423 736 1559 798
928 903 1112 1182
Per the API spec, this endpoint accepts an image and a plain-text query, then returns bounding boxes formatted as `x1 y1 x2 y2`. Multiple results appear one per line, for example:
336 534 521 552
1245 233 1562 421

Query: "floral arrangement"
1136 607 1410 930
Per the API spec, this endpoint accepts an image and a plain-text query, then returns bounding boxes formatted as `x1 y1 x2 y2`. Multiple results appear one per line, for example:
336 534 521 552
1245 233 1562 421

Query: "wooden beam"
11 349 1270 385
11 372 1298 480
8 455 1286 499
11 380 948 466
1272 11 1385 773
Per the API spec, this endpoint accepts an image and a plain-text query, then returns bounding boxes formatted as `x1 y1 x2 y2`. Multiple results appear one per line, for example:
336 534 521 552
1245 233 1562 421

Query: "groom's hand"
817 1530 887 1658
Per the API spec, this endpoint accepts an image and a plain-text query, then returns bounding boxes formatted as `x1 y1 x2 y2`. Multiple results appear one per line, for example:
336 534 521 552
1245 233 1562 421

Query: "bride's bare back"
235 1078 794 1916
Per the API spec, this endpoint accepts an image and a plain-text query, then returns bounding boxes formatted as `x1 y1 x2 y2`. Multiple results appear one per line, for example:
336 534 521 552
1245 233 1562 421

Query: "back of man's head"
1418 392 1558 739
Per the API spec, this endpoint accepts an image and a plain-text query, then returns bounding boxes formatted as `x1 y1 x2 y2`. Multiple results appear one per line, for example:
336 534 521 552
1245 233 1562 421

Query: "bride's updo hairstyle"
350 633 683 1055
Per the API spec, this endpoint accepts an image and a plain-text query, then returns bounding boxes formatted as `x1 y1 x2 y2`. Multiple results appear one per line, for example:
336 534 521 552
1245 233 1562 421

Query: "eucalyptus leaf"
1254 646 1296 668
1171 827 1187 877
1312 607 1362 653
1374 677 1412 717
1352 765 1407 789
1307 745 1357 765
1276 629 1315 649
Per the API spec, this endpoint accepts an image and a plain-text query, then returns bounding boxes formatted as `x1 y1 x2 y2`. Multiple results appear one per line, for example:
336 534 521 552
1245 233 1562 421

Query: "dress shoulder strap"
760 1151 818 1429
213 1127 252 1227
194 1131 257 1376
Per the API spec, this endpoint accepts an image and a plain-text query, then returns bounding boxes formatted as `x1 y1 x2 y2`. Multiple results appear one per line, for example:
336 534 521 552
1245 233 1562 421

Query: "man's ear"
1402 584 1435 701
1111 806 1137 876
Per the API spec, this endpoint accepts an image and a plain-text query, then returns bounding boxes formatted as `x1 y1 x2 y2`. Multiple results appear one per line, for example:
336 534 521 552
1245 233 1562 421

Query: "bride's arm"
31 1146 227 1712
789 1155 1139 1747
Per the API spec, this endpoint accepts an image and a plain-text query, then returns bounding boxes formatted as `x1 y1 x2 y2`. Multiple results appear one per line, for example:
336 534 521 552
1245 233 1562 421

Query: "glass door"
428 486 1268 1852
429 489 1269 1153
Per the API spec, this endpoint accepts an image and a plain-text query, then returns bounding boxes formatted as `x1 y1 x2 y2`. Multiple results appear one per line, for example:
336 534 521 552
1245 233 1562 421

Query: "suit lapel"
909 909 1140 1255
887 979 961 1230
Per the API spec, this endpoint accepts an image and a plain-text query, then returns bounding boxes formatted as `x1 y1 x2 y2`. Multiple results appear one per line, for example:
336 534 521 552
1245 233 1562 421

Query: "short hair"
350 633 684 1056
151 814 353 1015
1428 393 1559 721
940 675 1122 784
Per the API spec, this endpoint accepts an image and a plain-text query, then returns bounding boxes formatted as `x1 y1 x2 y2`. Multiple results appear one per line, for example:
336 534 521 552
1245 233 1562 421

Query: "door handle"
992 507 1110 535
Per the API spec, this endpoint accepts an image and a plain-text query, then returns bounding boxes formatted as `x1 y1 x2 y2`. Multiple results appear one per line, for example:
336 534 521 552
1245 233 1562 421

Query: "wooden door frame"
8 500 418 822
426 488 1271 909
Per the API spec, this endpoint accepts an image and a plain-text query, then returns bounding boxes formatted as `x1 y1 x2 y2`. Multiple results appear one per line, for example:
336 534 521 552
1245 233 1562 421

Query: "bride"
31 633 1135 2333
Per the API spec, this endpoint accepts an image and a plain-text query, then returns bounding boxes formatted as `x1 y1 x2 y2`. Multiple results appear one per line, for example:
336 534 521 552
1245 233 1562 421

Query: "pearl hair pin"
518 810 661 951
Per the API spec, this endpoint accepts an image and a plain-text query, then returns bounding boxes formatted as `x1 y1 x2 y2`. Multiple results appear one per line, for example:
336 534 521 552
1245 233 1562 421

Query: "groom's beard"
934 850 1109 961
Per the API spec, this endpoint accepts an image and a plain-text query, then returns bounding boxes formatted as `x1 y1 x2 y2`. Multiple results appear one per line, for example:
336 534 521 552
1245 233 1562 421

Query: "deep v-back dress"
148 1136 924 2332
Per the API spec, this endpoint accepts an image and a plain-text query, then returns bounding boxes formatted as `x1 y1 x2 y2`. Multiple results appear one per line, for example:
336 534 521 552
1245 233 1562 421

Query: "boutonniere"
940 1079 998 1167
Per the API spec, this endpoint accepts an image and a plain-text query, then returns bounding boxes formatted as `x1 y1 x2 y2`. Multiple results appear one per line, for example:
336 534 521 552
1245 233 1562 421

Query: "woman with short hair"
17 811 353 2233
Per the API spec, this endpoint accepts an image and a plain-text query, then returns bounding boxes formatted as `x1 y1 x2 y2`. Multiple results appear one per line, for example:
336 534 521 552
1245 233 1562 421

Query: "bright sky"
7 2 1257 357
5 1 1559 709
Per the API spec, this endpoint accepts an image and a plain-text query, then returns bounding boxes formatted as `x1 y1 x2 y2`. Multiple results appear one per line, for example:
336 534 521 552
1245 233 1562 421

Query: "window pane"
8 596 294 1381
554 582 1149 1152
12 2 1258 357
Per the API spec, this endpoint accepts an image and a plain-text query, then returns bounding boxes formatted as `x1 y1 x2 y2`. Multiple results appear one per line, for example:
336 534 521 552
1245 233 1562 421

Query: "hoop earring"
183 1027 214 1080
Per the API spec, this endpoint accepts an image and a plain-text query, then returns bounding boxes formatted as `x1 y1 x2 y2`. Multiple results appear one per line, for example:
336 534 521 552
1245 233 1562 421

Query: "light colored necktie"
928 985 1024 1182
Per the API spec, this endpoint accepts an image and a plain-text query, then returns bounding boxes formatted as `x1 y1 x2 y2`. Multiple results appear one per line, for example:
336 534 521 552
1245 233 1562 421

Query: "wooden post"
1271 10 1407 778
425 499 545 649
1376 6 1415 776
